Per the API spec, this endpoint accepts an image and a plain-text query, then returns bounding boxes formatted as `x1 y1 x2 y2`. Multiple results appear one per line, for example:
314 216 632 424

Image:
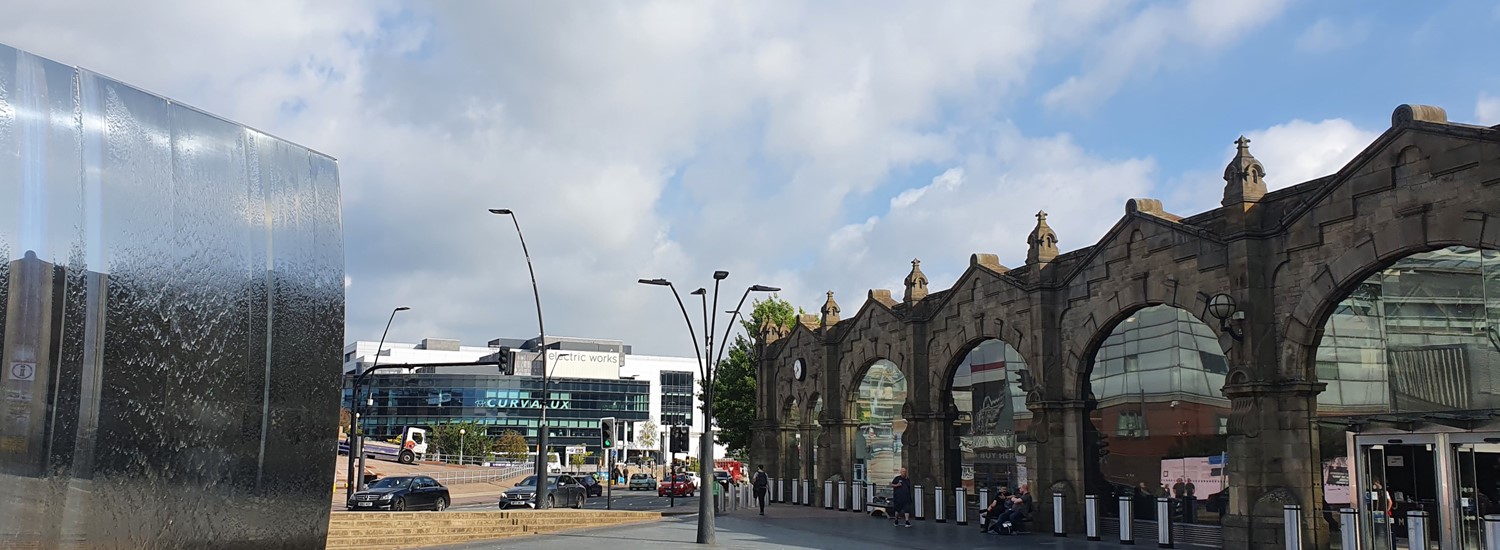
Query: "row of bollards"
761 481 1500 550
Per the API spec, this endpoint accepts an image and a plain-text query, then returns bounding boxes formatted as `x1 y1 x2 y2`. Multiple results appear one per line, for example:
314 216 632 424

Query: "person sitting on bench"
992 485 1033 535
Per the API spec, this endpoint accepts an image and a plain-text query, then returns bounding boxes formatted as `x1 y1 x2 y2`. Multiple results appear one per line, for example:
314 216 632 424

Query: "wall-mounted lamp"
1206 293 1244 341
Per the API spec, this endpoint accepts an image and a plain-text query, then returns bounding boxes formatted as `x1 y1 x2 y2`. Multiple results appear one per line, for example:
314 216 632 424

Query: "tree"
637 421 658 450
570 451 592 469
431 422 493 464
494 429 529 462
713 295 801 454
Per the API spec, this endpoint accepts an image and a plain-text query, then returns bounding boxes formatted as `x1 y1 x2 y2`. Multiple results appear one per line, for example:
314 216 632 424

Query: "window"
1116 411 1148 438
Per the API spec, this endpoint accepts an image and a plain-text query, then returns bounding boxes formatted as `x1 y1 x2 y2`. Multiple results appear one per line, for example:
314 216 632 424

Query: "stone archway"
940 338 1032 495
1079 303 1232 528
850 359 906 484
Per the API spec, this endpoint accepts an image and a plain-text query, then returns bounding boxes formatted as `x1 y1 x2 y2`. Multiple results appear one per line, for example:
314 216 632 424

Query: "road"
428 502 1140 550
451 490 702 512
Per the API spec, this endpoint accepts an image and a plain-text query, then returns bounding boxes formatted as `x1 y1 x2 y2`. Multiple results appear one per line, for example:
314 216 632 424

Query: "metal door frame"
1349 430 1500 549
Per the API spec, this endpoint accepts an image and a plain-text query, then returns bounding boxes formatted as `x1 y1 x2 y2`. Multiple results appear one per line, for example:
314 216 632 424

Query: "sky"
4 1 1498 358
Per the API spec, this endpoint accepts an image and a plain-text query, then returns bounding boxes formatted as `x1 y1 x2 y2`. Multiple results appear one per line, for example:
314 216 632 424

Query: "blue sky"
5 1 1498 357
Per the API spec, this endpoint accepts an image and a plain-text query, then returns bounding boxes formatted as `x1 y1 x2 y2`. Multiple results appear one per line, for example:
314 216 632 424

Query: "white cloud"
1295 18 1371 53
0 2 1279 357
1239 119 1382 190
1478 93 1500 125
1044 0 1291 111
891 168 964 209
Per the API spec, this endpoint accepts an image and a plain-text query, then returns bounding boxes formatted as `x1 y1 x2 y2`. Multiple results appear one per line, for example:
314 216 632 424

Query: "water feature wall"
0 43 345 548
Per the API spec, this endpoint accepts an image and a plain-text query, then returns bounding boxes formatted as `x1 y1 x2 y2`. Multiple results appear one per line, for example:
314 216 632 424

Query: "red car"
658 474 697 497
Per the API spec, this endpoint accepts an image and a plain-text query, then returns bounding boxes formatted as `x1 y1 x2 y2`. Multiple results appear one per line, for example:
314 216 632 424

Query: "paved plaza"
432 503 1139 550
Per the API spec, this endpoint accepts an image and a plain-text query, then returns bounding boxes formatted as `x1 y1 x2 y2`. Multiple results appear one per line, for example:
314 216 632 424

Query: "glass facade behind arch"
949 339 1031 493
1087 304 1229 527
853 360 906 484
1314 246 1500 514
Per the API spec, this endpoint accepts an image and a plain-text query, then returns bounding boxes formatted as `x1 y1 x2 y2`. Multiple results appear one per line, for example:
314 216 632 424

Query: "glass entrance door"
1356 435 1440 550
1448 434 1500 550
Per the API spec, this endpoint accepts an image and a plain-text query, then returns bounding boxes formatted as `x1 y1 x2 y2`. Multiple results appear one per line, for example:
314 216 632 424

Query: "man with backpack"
752 465 770 515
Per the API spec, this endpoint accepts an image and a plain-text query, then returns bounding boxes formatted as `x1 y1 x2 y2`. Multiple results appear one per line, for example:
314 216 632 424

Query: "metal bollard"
1053 492 1066 537
1086 494 1100 541
839 481 848 511
1156 497 1173 549
1483 514 1500 550
1340 508 1358 550
804 479 812 506
868 482 877 509
1119 495 1135 545
956 487 968 526
935 486 946 523
914 485 925 520
853 482 863 513
777 478 785 503
825 480 833 509
1408 510 1429 550
1283 504 1302 550
978 488 990 530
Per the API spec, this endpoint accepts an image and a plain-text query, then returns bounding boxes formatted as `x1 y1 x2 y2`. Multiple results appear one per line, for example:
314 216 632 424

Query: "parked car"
347 475 450 511
577 474 604 497
658 474 697 497
629 473 658 491
500 474 589 509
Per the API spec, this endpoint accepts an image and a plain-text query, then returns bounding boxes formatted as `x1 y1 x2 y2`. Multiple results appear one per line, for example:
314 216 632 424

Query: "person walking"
752 465 770 515
890 468 913 527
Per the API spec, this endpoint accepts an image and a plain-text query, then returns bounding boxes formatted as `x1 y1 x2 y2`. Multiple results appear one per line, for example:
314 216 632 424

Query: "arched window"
852 360 906 484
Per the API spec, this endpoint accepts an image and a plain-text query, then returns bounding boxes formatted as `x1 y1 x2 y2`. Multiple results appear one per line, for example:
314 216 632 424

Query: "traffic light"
670 425 689 453
600 417 616 449
495 346 512 375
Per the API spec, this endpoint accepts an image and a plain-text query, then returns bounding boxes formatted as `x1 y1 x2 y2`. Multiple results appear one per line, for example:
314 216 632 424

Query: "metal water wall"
0 43 344 549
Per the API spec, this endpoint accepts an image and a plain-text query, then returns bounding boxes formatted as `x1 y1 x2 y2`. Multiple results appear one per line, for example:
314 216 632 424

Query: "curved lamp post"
639 274 777 544
490 208 553 508
349 305 409 497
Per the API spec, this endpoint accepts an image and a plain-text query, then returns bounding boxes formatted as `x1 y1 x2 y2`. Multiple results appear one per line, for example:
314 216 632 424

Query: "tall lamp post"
348 305 409 498
640 274 777 544
489 208 553 508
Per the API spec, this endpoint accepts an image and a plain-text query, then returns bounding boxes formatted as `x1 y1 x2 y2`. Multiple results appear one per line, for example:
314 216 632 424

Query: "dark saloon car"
500 474 589 509
577 474 604 497
347 475 450 511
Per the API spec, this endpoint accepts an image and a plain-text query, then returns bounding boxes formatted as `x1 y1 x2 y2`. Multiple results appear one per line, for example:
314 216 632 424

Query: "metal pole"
825 480 833 509
1283 504 1302 550
935 486 946 523
352 306 407 496
804 479 811 507
1340 508 1359 550
853 482 863 513
978 487 990 530
459 429 465 466
914 485 925 520
490 210 551 509
1086 494 1100 541
1409 510 1429 550
607 448 613 510
1119 495 1135 545
956 487 968 526
1156 497 1173 549
1054 492 1066 537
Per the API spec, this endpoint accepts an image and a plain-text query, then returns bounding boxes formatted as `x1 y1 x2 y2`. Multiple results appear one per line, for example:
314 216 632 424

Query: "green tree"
637 421 658 450
713 295 801 454
493 429 529 462
570 451 592 469
432 422 493 464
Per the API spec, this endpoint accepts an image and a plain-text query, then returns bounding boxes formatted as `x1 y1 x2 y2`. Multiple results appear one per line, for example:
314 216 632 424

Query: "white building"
342 336 726 460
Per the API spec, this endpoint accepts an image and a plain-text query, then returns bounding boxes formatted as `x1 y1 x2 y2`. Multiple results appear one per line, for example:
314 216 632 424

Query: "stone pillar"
904 414 945 489
1222 381 1326 550
823 419 857 484
1029 399 1088 535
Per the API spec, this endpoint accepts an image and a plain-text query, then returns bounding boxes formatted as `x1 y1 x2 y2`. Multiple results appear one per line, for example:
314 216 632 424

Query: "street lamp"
490 208 554 508
1206 293 1244 341
348 306 409 497
460 428 467 466
639 273 776 544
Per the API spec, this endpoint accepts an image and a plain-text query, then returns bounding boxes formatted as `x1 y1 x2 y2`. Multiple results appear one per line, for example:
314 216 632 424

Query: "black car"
347 475 450 511
500 474 589 509
577 474 604 497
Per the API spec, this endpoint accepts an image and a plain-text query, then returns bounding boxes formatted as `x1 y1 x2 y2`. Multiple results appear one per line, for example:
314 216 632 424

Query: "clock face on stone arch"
793 359 805 381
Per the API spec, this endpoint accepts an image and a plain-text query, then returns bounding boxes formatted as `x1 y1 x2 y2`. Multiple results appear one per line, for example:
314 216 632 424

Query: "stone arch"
1069 297 1223 400
805 392 823 422
843 356 902 419
936 336 1034 493
1281 230 1492 382
781 395 801 427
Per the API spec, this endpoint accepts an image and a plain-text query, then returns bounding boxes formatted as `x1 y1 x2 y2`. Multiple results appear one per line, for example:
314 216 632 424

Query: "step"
327 525 525 537
328 532 527 550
